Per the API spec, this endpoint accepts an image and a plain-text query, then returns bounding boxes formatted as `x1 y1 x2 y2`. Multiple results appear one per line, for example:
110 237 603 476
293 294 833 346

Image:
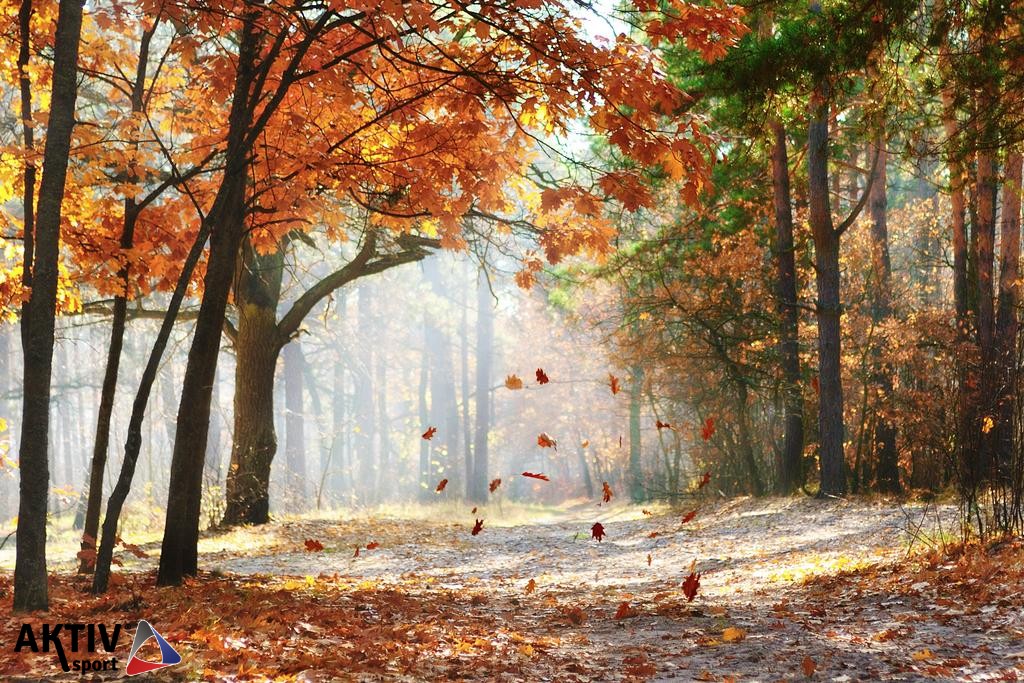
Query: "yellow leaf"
912 649 933 661
982 416 995 433
525 578 536 594
722 626 746 643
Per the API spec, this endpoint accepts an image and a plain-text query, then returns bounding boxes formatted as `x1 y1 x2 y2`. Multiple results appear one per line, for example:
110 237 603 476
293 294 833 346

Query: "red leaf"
609 373 621 395
535 367 549 384
811 375 820 395
682 571 701 602
655 419 673 430
422 426 437 440
435 478 449 492
366 541 380 550
602 481 613 503
591 522 606 542
471 518 484 535
701 416 716 441
353 545 360 558
697 472 711 489
522 471 550 481
614 601 638 619
489 477 502 493
682 509 697 524
304 539 324 552
537 432 557 449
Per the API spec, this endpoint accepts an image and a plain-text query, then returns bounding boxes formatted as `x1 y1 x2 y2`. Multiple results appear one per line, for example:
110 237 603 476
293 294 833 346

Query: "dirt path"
185 497 1021 682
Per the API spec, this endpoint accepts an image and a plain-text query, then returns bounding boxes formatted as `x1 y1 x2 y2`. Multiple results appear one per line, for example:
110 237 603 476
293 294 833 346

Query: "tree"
14 0 86 612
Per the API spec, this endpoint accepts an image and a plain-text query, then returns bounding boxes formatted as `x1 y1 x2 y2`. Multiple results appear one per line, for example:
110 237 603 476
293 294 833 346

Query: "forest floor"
2 496 1023 682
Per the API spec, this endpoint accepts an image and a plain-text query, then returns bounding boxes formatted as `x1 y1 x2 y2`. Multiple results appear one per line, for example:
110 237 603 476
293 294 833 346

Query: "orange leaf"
609 373 620 395
366 541 380 550
682 509 697 524
504 374 524 390
614 601 638 619
801 655 816 677
537 432 557 449
602 481 613 503
701 416 715 441
655 419 673 430
525 578 536 594
422 426 437 440
522 471 550 481
304 539 324 552
682 571 701 602
489 478 502 493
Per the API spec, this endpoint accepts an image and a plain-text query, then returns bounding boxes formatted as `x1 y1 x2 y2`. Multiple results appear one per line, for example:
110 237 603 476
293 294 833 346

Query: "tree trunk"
354 284 377 503
995 151 1022 474
735 381 765 496
283 341 306 499
807 77 847 497
974 146 998 487
418 338 431 501
868 132 900 493
769 119 804 494
223 240 285 526
14 0 84 612
628 365 644 502
471 273 493 502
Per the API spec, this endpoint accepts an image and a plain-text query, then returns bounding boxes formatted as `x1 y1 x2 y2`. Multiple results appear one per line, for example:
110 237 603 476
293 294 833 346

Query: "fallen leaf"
682 509 698 524
504 374 524 390
722 626 746 642
592 522 606 542
912 649 933 662
614 601 638 619
602 481 613 503
366 541 380 550
801 655 816 677
647 553 652 566
581 439 590 448
353 545 360 558
422 426 437 440
682 564 701 602
525 578 536 594
435 478 449 492
304 539 324 552
471 519 484 536
522 471 549 481
535 368 549 384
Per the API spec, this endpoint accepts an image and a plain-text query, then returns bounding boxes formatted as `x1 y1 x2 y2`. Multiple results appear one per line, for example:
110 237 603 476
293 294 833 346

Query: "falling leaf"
591 522 606 541
614 601 638 619
682 562 701 602
701 416 716 441
471 519 484 536
525 578 536 594
435 478 449 492
366 541 380 550
656 419 673 430
304 539 324 552
471 506 477 514
522 471 550 481
801 655 816 677
647 553 652 566
581 439 590 448
535 367 550 384
602 481 613 503
697 471 711 489
537 432 557 449
353 545 361 558
682 509 697 524
982 416 995 433
504 374 524 390
489 478 502 493
722 626 746 642
422 426 437 440
609 373 621 394
642 509 653 516
619 435 623 448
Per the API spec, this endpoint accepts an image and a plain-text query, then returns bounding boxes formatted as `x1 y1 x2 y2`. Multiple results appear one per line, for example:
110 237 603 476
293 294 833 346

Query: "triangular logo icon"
125 620 182 676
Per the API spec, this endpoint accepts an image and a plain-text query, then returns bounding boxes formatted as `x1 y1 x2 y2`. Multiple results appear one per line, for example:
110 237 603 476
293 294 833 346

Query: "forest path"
187 496 1022 682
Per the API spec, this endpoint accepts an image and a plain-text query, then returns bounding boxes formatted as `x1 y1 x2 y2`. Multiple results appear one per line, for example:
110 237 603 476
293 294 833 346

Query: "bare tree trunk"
868 128 900 493
974 145 998 488
628 365 644 502
808 76 847 497
14 0 84 612
418 337 431 501
471 273 493 502
283 341 306 500
354 284 376 503
769 119 804 493
995 151 1022 474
